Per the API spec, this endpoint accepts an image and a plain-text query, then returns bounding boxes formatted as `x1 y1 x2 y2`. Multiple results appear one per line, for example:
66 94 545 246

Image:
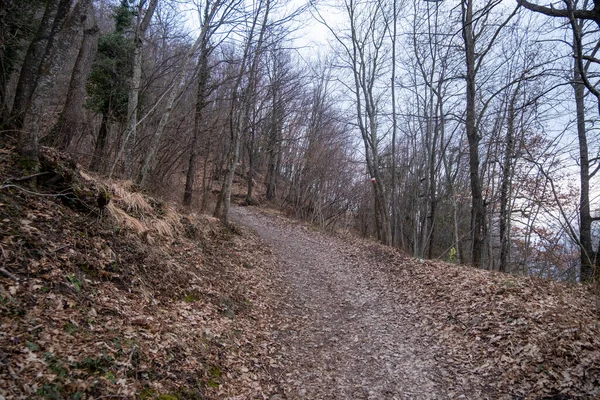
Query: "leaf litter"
0 147 282 399
230 206 600 399
1 146 599 399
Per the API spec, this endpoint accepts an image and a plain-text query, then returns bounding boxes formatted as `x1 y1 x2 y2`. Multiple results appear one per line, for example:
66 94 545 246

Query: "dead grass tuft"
162 205 184 231
151 218 175 238
110 183 153 215
106 203 147 234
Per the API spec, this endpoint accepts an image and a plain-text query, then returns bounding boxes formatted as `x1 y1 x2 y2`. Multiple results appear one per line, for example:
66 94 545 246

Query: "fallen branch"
4 171 52 183
0 184 65 196
0 267 18 281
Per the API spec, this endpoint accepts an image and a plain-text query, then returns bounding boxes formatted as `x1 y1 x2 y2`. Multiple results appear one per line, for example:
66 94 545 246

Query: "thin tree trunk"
24 0 90 147
390 0 398 247
574 50 595 281
12 0 74 170
245 128 256 204
265 65 282 201
214 0 270 225
200 137 212 212
123 0 157 179
499 86 520 272
90 112 109 172
139 35 206 187
183 47 212 205
11 0 72 129
462 0 485 267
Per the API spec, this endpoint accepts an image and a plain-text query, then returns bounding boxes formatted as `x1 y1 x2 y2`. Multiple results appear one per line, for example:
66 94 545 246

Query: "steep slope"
0 147 281 399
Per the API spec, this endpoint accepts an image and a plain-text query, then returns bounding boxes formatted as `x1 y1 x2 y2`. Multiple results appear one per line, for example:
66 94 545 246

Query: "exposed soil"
231 206 600 400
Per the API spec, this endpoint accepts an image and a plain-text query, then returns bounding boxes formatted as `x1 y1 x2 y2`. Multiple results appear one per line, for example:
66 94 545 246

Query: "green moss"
184 293 198 303
139 388 155 399
15 155 39 174
157 395 178 400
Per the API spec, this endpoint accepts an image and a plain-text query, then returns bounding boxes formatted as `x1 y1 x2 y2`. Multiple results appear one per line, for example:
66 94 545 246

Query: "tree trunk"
265 66 282 201
24 0 91 150
11 0 73 129
183 41 211 205
390 0 398 247
574 54 595 282
90 112 109 172
183 130 200 206
462 0 485 268
499 86 520 273
12 0 74 171
214 0 271 225
45 0 99 150
200 130 215 212
123 0 157 179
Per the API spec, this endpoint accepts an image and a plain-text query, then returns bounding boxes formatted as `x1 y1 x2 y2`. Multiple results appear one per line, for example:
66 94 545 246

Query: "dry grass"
150 218 175 238
110 183 153 214
106 203 147 235
99 180 190 242
162 205 184 232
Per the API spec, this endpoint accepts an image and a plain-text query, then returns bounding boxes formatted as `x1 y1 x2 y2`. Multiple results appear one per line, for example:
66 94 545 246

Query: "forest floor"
230 207 600 400
1 146 600 399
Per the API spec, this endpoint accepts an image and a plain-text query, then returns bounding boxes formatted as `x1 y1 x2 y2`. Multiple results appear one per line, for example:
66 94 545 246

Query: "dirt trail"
230 207 449 400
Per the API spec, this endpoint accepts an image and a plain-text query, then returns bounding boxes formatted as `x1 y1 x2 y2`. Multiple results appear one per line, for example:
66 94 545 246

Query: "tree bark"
265 59 283 202
45 0 99 150
89 112 109 172
245 127 256 204
123 0 157 179
139 34 207 187
12 0 74 170
499 85 521 273
574 50 596 281
214 0 270 225
11 0 73 129
462 0 485 268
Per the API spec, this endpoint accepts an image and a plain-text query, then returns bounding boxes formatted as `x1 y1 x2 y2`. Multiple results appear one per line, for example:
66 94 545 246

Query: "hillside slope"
2 147 600 399
0 147 282 399
232 207 600 399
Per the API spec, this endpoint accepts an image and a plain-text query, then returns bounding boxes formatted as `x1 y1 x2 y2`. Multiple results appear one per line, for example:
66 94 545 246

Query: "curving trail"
230 207 452 400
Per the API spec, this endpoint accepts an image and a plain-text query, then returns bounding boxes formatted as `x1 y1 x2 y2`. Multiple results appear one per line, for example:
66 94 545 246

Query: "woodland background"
3 0 600 283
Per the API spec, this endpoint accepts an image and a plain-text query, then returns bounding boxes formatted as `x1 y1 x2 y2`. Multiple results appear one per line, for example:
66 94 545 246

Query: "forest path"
230 206 451 400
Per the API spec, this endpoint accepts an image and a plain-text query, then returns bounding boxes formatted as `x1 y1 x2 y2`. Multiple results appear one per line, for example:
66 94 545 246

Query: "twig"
0 267 18 281
0 184 98 214
27 324 44 332
4 171 52 183
0 184 65 196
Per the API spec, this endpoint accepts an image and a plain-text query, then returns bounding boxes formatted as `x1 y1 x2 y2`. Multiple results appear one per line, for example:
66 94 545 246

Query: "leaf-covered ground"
0 147 282 399
1 146 600 399
231 206 600 399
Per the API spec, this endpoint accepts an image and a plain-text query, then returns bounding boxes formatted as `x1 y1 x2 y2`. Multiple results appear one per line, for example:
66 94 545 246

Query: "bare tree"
314 0 392 244
123 0 158 179
461 0 519 267
214 0 272 225
519 0 600 281
180 0 242 205
10 0 75 170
